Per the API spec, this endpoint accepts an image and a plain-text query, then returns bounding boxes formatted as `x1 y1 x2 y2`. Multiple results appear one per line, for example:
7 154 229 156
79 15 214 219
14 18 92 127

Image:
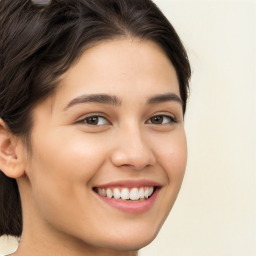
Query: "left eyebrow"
63 93 122 111
147 93 183 105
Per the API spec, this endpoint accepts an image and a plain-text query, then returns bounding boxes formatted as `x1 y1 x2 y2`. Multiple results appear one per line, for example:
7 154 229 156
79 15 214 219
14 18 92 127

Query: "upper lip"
93 179 162 189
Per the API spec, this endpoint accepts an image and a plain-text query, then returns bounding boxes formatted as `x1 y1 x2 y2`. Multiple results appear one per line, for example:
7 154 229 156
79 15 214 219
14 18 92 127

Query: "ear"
0 118 26 178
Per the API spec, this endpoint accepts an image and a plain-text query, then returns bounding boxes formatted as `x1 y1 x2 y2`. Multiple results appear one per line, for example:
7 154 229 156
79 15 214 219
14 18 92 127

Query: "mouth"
93 186 155 201
93 182 161 214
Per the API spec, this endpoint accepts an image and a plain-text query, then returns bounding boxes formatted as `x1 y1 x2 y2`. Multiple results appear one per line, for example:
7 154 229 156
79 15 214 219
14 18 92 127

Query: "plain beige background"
1 0 256 255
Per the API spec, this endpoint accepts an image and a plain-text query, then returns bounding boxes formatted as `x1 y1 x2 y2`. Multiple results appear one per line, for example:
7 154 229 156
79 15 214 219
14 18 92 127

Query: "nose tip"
111 149 156 170
110 133 156 170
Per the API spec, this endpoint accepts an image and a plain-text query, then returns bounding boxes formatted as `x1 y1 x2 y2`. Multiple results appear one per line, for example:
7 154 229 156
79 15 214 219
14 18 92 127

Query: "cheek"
146 129 187 227
30 128 108 179
155 129 187 183
27 129 109 214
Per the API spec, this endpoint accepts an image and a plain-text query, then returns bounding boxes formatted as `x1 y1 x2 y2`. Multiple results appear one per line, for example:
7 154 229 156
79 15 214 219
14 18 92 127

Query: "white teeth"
139 188 145 199
96 187 155 201
144 188 149 199
106 188 113 198
113 188 121 199
98 188 106 196
148 187 154 197
121 188 129 200
129 188 139 200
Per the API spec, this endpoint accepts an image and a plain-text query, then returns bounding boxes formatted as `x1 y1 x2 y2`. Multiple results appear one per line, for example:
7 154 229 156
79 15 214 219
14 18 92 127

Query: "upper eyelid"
76 112 109 120
147 112 177 120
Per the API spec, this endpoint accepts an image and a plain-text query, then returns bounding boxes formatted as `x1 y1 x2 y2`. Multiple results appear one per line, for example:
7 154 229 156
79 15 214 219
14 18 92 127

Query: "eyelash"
77 114 177 126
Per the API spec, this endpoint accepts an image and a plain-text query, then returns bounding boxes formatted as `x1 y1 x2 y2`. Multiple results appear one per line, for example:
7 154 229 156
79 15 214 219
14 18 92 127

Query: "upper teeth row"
96 187 154 201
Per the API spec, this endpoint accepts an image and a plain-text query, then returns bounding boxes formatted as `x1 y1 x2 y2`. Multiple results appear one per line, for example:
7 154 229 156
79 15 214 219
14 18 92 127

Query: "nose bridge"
110 123 156 170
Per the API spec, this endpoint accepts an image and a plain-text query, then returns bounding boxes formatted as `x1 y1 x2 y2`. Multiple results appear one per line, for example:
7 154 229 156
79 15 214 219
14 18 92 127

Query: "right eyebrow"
63 93 122 111
147 92 183 105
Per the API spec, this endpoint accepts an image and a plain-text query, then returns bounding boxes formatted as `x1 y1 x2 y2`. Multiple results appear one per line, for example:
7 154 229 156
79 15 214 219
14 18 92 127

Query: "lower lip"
94 189 159 214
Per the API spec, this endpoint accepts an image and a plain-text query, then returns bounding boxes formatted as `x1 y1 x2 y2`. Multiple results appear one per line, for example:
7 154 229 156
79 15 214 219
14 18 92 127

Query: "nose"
110 126 156 170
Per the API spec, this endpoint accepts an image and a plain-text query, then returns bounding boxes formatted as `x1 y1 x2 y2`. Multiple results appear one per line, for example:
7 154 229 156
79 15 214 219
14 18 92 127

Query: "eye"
147 115 177 125
79 115 110 126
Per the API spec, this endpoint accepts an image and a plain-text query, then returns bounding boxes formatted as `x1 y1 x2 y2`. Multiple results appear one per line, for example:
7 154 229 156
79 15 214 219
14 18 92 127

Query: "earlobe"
0 118 26 178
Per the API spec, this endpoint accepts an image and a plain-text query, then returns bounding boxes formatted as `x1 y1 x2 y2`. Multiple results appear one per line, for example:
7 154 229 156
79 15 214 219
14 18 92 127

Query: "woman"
0 0 191 255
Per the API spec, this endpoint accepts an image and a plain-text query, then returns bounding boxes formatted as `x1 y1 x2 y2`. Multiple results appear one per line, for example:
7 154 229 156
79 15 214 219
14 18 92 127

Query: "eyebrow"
63 92 183 111
64 94 122 110
147 93 183 105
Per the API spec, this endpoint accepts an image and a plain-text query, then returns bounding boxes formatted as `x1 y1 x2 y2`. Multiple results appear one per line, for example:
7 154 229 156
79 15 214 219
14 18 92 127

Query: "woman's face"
22 39 187 253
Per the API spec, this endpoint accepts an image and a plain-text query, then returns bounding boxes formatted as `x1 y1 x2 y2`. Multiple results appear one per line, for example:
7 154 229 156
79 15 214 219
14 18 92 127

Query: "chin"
98 227 160 251
103 239 153 252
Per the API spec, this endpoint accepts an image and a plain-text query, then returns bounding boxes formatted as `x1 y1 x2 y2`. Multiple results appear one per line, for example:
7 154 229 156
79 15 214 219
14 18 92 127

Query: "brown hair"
0 0 191 237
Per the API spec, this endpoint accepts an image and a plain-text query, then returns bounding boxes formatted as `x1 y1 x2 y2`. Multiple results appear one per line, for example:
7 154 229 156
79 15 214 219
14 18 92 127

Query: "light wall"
1 0 255 255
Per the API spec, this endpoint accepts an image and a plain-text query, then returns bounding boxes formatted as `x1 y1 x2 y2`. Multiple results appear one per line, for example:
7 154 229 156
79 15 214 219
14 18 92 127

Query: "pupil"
152 116 163 124
87 117 98 125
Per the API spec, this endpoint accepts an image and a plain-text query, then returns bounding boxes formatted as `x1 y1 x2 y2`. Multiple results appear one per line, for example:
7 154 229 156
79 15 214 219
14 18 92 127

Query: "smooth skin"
0 38 187 256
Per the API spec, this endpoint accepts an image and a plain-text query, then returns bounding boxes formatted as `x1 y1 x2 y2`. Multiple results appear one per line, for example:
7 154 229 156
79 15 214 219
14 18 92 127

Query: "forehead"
49 38 180 111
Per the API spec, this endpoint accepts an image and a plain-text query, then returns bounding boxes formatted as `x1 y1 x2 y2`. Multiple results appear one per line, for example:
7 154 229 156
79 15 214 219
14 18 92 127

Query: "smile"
94 187 155 201
93 182 160 214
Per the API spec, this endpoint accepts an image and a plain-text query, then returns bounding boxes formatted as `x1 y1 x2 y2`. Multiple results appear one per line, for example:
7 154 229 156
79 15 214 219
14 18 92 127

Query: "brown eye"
86 117 99 125
83 116 109 126
150 116 164 124
148 115 176 125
